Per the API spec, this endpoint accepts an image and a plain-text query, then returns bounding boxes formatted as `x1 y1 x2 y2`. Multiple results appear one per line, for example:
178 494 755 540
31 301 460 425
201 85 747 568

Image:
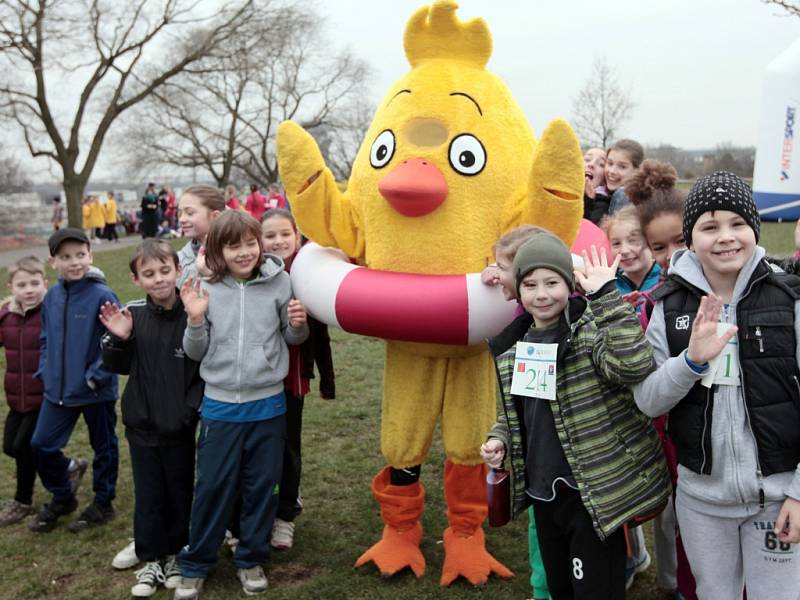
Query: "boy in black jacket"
101 239 203 598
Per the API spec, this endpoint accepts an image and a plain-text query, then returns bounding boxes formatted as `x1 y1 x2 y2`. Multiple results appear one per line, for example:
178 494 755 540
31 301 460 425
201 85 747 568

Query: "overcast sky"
321 0 799 149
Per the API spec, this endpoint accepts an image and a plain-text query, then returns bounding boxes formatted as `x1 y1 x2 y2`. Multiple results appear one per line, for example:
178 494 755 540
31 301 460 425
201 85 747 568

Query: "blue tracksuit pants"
31 399 119 506
179 415 284 577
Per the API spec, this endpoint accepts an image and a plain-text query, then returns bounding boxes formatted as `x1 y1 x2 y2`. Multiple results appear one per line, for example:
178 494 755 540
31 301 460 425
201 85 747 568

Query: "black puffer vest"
654 260 800 477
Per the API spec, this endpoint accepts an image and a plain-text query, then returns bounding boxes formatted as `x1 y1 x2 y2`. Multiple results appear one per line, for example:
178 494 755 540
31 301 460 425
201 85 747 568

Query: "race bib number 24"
510 342 557 400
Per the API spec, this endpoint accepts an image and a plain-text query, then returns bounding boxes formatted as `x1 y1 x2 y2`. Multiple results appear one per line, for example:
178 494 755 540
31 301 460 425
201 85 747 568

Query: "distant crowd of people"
49 181 288 243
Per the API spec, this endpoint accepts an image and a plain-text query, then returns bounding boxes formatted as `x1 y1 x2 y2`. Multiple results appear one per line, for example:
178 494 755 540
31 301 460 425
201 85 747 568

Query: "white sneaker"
270 518 294 550
173 577 204 600
237 566 268 595
131 561 165 597
163 555 181 589
112 539 139 570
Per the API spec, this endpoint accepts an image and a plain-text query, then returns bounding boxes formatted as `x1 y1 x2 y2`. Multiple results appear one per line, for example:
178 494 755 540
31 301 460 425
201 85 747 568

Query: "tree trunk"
63 175 87 229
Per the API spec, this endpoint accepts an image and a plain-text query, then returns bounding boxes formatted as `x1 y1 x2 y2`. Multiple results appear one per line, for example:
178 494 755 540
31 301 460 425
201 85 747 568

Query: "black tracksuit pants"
532 486 627 600
276 393 304 522
3 408 39 505
303 318 336 399
129 440 195 561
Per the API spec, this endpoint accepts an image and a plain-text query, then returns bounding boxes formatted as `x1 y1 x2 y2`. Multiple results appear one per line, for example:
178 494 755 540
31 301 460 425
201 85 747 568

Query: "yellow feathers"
404 0 492 69
278 1 585 274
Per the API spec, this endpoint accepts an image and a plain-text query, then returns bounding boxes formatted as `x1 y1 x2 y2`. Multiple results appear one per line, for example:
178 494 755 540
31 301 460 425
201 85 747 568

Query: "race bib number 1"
510 342 557 400
701 323 739 387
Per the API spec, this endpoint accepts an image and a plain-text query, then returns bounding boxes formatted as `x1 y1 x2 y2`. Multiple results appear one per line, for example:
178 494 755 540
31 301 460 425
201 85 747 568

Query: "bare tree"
120 6 370 188
0 148 31 192
120 65 255 187
571 57 635 149
0 0 258 226
762 0 800 17
308 100 373 181
119 3 297 187
235 45 370 186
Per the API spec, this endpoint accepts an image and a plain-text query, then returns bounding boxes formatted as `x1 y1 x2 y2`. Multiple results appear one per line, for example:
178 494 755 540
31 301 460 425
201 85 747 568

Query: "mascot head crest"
403 0 492 69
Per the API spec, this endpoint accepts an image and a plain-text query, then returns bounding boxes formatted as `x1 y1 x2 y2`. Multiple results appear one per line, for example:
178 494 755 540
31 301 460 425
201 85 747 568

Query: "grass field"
0 224 795 600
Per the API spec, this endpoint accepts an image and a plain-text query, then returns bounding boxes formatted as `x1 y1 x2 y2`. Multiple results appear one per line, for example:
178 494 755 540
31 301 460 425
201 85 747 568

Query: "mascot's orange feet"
441 526 513 586
355 522 425 578
440 460 513 586
354 467 426 577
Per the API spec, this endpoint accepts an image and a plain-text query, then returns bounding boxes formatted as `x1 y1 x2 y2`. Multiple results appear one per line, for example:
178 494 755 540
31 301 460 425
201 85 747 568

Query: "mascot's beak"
378 158 448 217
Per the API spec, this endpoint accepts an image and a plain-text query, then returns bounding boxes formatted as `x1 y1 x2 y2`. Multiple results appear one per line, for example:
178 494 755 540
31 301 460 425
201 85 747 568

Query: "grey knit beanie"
683 171 760 246
513 232 575 293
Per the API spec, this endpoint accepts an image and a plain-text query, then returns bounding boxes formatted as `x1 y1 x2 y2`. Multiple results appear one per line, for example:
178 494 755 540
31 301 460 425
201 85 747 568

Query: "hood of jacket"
56 265 108 287
215 254 285 288
4 296 43 317
668 245 768 301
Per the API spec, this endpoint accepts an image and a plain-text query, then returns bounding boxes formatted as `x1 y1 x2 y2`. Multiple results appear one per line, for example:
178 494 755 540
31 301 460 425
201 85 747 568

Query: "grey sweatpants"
676 494 800 600
653 497 677 590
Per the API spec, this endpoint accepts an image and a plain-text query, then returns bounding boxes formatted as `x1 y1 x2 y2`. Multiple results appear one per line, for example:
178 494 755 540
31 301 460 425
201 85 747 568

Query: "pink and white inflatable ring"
290 220 609 346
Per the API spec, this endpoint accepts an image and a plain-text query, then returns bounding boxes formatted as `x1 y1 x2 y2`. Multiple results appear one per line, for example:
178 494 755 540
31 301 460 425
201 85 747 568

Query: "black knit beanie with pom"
683 171 759 246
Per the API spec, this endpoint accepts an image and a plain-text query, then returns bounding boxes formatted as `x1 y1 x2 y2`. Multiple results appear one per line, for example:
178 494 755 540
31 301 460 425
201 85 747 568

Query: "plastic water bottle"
486 467 511 527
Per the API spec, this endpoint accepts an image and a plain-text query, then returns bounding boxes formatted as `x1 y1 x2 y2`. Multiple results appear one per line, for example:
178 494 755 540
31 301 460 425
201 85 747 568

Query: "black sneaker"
67 501 115 532
67 458 89 495
29 496 78 532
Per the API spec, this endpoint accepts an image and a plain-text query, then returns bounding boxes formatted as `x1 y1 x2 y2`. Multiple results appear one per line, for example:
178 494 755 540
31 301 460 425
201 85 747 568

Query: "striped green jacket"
489 288 671 540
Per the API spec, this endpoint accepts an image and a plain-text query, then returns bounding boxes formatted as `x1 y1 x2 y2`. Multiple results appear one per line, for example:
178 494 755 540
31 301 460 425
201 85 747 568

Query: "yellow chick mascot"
277 1 584 586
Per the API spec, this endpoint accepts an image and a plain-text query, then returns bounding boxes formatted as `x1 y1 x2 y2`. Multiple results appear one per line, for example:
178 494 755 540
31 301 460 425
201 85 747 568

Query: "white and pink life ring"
290 243 517 345
290 219 609 346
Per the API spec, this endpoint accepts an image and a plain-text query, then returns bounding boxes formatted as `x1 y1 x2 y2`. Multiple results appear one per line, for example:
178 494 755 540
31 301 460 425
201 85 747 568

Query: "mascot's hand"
277 121 327 197
277 119 358 253
526 118 585 247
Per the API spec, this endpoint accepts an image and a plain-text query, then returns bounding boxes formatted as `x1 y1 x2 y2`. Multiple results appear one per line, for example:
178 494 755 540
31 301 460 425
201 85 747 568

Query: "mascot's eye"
370 129 396 169
448 134 486 176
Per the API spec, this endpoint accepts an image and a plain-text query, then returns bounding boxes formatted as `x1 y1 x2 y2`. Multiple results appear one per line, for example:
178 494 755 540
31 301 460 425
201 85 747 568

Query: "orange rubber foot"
440 526 513 586
354 522 425 578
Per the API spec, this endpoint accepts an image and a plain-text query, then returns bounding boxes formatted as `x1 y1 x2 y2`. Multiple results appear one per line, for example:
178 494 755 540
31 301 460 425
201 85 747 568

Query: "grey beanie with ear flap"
513 232 575 294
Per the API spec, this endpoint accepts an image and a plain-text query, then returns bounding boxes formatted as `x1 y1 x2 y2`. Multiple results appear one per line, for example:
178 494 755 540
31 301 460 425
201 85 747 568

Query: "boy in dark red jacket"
0 256 90 527
0 257 47 525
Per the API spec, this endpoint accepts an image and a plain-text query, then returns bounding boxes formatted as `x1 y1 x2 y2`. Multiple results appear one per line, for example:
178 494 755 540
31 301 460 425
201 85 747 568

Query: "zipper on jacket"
235 282 245 402
722 299 747 501
492 358 515 520
737 272 767 508
19 318 26 412
793 375 800 405
59 285 69 405
739 363 765 507
700 385 712 473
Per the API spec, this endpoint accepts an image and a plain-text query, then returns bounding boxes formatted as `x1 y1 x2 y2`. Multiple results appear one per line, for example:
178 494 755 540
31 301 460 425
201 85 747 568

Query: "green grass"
0 224 794 599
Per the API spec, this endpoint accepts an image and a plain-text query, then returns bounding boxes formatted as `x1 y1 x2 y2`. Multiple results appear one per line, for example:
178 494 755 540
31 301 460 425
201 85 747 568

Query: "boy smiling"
30 228 119 533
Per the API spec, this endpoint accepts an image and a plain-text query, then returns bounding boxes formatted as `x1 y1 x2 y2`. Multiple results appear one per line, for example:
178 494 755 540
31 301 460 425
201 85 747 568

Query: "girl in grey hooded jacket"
176 211 308 595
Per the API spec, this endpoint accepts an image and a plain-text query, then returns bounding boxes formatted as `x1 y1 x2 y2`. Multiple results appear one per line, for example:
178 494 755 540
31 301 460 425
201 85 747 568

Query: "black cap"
48 228 90 256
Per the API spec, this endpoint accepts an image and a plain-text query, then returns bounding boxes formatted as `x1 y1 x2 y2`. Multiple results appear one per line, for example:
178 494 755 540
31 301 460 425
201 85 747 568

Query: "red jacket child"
0 298 44 413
